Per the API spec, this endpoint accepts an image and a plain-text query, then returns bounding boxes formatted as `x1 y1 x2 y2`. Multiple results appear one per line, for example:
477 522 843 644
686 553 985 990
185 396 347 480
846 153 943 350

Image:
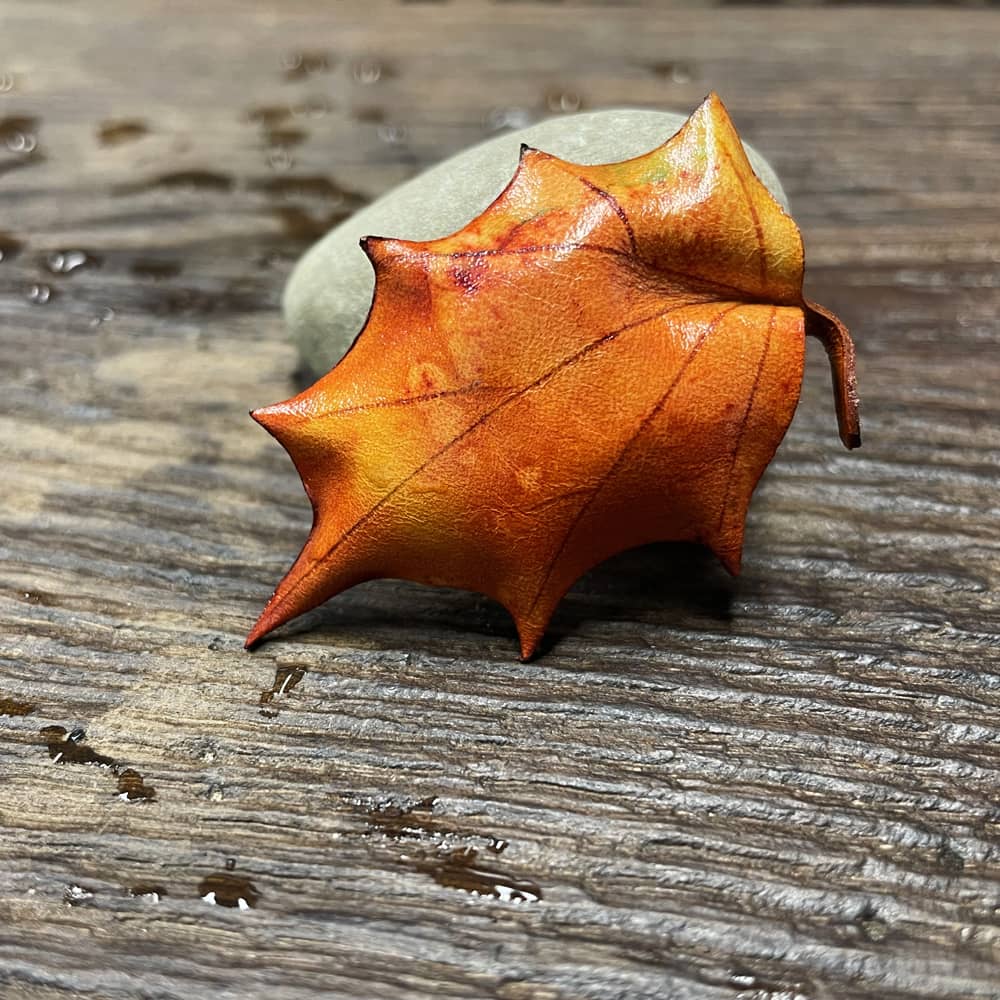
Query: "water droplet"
485 107 533 131
362 798 541 902
648 61 694 85
128 884 166 903
425 846 541 902
281 50 331 81
259 666 305 716
267 147 294 171
365 796 438 840
546 90 582 114
64 884 94 906
376 124 407 145
225 857 236 871
0 73 14 93
27 283 52 305
352 58 383 85
46 249 98 275
0 695 35 716
40 724 116 766
88 306 116 328
5 130 36 154
290 98 330 120
0 115 37 149
0 231 23 262
728 973 757 989
116 768 156 803
199 871 260 910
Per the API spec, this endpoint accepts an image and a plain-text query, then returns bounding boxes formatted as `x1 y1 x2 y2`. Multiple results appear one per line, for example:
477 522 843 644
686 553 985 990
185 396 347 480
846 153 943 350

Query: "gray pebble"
283 109 789 376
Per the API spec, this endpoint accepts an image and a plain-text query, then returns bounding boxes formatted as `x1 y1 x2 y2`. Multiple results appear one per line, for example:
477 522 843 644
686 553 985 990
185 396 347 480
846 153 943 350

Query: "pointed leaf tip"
359 235 380 261
250 405 273 430
244 622 265 650
689 91 726 122
361 235 415 268
250 403 289 437
517 633 540 663
360 235 395 266
245 605 274 649
245 593 293 649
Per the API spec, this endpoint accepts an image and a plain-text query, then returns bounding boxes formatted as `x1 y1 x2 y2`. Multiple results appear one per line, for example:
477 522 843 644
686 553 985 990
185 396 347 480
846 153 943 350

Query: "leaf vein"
721 148 767 289
417 242 764 303
526 302 742 618
276 301 709 609
576 176 638 254
716 306 776 535
306 383 506 420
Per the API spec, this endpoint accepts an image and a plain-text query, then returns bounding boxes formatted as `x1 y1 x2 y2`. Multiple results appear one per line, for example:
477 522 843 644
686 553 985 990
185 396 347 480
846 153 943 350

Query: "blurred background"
3 0 996 357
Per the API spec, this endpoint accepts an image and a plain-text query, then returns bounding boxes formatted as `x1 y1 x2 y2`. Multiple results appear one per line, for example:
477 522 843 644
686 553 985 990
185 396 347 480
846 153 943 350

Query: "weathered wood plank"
1 3 998 998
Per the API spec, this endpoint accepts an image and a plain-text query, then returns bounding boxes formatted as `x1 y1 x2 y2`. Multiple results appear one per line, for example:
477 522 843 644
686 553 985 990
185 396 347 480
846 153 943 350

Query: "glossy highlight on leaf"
247 93 860 659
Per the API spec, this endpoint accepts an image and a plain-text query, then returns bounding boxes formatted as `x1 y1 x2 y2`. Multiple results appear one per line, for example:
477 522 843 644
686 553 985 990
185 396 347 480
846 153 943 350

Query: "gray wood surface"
1 2 998 998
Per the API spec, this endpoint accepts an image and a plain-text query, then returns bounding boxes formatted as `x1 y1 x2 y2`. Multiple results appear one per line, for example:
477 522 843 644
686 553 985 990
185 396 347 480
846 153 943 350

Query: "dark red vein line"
448 241 619 259
716 307 775 534
526 303 742 618
722 148 768 289
306 383 503 420
272 302 704 610
413 242 762 304
576 176 638 254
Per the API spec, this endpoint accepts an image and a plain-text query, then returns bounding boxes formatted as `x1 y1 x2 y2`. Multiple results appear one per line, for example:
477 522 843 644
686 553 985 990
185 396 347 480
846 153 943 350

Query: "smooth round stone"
284 109 789 376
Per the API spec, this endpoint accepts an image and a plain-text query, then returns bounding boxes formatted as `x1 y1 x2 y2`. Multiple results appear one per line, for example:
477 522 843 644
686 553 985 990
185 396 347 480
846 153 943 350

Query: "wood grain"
1 3 998 998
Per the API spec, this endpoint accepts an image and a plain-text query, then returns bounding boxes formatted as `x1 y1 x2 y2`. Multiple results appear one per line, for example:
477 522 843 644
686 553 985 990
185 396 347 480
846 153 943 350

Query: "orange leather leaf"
248 93 860 659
